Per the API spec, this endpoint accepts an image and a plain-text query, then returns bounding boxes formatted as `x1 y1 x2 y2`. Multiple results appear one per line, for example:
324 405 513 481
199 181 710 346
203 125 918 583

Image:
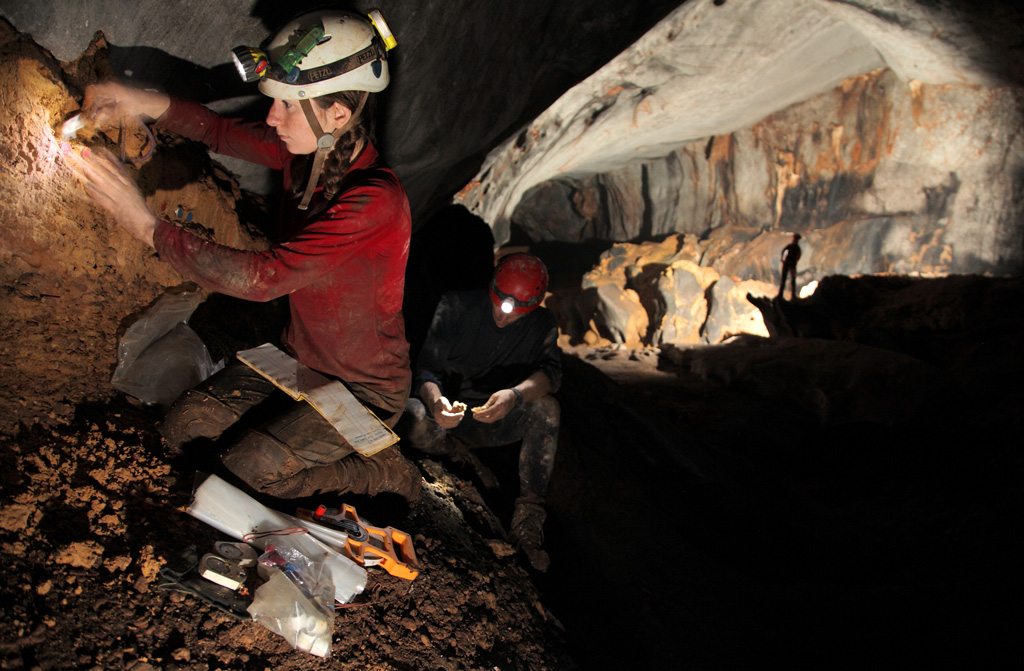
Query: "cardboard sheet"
236 343 397 456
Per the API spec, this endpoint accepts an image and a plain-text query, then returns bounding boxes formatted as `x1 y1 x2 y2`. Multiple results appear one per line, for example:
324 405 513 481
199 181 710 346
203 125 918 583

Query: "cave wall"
0 25 266 433
556 63 1024 347
514 67 1024 278
458 0 1024 348
543 62 1024 345
458 0 1024 278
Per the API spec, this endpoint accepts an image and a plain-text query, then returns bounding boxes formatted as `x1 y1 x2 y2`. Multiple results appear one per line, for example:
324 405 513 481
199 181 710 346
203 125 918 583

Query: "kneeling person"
401 253 561 571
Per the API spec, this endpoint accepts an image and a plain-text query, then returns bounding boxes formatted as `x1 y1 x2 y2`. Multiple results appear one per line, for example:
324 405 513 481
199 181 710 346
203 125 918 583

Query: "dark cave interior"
2 1 1023 669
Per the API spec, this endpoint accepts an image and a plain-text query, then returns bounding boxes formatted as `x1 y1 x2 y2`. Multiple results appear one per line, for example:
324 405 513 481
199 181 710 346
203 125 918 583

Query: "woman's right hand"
82 82 171 129
66 146 159 248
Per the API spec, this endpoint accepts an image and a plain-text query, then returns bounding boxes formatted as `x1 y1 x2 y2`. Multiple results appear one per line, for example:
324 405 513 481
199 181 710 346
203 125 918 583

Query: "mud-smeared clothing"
161 362 419 504
402 395 559 501
153 97 411 416
401 290 561 501
152 98 417 504
414 291 561 406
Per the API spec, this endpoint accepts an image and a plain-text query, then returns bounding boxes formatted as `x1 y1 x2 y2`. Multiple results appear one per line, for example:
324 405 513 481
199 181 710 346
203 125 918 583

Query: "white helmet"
248 10 394 100
230 9 396 209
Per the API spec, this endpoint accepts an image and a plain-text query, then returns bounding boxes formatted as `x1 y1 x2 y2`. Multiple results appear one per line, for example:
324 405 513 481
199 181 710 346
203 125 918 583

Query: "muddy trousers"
399 395 560 503
159 363 420 502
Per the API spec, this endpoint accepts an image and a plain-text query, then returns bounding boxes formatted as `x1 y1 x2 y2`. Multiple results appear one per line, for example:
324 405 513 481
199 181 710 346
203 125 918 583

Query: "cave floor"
0 397 576 671
536 346 1023 668
2 341 1022 670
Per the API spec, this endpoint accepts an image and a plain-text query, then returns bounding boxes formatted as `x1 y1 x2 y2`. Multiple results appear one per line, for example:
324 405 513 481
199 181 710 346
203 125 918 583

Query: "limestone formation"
458 0 1024 298
561 234 775 347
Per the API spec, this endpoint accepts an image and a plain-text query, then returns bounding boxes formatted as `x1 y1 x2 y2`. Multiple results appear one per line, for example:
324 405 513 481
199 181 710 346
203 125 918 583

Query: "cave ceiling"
4 0 1021 232
455 0 1024 250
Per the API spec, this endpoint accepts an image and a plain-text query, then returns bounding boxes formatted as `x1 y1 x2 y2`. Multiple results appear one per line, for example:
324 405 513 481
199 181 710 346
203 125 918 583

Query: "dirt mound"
0 22 266 434
0 398 575 670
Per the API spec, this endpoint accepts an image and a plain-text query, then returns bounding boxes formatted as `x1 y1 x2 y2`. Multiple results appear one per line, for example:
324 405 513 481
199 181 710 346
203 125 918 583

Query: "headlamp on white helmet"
230 9 398 211
232 22 328 85
230 8 396 99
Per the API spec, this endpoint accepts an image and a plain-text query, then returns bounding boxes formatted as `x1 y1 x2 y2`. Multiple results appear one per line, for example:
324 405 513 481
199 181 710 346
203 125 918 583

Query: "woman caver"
70 10 421 505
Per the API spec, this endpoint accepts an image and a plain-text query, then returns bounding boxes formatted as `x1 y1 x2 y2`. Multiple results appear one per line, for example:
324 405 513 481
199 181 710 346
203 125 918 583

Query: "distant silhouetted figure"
777 233 802 300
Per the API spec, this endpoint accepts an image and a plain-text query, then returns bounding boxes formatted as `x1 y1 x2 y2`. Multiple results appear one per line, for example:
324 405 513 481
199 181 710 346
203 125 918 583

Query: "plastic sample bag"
186 474 367 604
110 290 222 407
249 544 336 657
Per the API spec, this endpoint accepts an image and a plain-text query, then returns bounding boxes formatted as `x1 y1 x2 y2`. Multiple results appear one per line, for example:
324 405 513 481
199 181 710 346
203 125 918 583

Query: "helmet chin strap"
297 92 368 211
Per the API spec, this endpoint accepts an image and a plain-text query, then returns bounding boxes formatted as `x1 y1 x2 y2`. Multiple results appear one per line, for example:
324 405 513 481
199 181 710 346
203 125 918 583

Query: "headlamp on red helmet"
489 253 549 316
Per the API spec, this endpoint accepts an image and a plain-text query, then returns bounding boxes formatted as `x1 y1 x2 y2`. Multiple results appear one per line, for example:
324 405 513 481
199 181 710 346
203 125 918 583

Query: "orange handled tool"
297 504 420 581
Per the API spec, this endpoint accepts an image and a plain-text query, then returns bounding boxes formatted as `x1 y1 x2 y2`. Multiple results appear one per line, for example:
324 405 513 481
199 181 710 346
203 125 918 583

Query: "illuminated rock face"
546 57 1023 346
454 0 1024 345
460 0 1024 343
557 233 775 347
511 67 1023 276
0 28 266 432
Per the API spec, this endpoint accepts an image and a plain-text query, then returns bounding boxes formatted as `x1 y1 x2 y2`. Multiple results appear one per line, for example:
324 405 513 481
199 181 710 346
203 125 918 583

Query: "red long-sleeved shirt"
152 98 412 418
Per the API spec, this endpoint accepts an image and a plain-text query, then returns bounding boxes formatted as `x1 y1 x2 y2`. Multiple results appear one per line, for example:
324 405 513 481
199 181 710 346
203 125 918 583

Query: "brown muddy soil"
0 23 576 671
0 21 269 435
0 397 576 671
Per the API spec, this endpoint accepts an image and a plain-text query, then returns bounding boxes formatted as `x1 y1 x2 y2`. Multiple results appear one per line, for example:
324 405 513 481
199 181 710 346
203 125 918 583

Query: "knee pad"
159 389 241 449
221 429 306 493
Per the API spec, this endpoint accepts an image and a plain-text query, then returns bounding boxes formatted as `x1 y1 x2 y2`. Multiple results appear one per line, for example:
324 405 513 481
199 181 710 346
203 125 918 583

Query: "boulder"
652 260 718 345
569 239 777 347
704 278 774 344
576 283 648 348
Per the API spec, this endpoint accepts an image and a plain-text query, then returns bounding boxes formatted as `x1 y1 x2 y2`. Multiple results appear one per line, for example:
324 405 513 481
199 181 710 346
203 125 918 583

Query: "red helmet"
490 253 549 315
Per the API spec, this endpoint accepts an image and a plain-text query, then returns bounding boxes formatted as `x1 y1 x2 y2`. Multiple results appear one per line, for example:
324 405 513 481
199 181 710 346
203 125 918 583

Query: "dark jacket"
415 291 560 405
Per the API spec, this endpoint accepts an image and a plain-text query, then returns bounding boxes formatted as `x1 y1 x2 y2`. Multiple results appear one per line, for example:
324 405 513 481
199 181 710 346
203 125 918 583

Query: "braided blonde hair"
291 91 377 215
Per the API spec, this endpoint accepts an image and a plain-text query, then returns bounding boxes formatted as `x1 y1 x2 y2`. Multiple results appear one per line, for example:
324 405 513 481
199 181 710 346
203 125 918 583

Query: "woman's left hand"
66 146 158 247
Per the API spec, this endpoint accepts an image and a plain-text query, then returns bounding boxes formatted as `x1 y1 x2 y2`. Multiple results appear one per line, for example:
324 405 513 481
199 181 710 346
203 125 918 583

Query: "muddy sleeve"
155 97 289 170
152 175 401 302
